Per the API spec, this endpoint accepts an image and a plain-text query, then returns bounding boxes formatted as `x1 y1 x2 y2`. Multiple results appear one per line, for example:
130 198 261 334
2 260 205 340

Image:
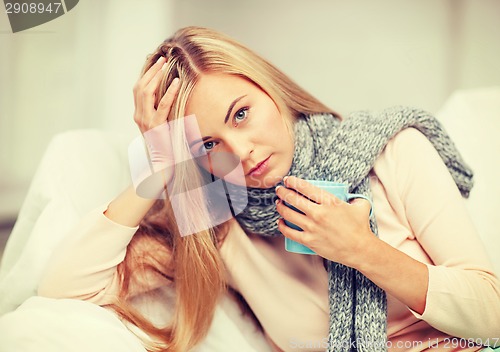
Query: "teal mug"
283 180 373 255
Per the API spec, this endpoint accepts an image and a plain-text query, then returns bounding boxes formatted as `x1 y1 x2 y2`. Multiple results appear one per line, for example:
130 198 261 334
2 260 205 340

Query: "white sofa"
0 87 498 351
0 130 273 352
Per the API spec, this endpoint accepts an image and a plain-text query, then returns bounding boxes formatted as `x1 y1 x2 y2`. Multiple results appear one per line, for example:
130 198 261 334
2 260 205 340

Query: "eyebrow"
189 95 247 148
224 95 246 124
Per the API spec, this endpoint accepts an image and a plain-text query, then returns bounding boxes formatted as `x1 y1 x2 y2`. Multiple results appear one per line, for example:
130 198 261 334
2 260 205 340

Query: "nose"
224 134 254 164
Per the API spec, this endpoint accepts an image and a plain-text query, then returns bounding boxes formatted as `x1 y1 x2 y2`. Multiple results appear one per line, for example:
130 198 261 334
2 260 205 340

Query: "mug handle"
346 193 374 218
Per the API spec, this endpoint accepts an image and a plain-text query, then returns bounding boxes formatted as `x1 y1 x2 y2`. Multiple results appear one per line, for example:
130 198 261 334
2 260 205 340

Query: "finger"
276 218 306 244
349 198 372 216
275 184 315 215
133 57 166 128
139 56 166 90
133 57 166 107
275 198 311 233
142 64 169 124
153 77 180 126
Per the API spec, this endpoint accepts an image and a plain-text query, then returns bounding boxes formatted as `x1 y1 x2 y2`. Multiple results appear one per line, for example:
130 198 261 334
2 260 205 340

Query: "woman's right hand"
131 56 180 190
103 58 180 226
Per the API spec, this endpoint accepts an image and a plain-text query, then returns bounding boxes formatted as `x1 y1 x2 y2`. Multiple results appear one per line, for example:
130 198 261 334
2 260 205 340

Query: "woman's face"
184 73 295 188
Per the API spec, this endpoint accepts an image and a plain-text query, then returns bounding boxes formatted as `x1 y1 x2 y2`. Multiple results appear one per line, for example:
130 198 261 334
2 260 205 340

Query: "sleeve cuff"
408 263 433 319
98 202 140 232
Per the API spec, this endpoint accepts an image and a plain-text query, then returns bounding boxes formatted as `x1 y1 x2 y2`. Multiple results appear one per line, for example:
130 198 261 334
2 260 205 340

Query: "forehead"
185 73 257 117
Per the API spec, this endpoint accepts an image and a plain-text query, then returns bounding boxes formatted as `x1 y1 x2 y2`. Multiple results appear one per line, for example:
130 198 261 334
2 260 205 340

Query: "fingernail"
171 77 180 85
275 199 280 205
283 176 289 183
156 56 165 63
275 185 282 192
161 62 167 71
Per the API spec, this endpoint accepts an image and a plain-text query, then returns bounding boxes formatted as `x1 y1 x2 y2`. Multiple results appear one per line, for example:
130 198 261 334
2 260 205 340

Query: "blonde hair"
112 26 340 351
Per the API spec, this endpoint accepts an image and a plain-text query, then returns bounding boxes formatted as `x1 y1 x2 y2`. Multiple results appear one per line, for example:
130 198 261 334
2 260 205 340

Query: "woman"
38 26 500 352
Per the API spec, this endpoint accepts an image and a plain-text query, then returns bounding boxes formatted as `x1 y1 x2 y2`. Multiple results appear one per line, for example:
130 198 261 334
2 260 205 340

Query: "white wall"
453 0 500 89
174 0 447 114
172 0 500 114
0 0 173 220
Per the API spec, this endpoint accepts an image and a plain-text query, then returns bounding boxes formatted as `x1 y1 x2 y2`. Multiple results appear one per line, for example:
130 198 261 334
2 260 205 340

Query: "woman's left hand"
275 176 374 267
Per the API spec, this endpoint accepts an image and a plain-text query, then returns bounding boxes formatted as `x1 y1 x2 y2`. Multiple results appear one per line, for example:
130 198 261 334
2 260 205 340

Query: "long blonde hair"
112 26 340 352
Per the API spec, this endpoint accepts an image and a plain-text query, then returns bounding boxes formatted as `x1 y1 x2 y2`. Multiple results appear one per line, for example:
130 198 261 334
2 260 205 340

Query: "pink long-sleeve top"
38 128 500 351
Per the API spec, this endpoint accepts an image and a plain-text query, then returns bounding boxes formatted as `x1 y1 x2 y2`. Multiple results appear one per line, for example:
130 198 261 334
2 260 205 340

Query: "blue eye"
199 140 217 155
234 107 249 124
204 141 216 150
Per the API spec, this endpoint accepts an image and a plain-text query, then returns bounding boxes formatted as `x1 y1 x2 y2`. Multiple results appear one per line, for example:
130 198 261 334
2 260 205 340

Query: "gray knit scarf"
232 106 474 352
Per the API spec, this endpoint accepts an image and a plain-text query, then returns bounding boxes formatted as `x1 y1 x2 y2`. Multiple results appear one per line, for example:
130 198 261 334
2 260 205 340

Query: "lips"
247 156 270 176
